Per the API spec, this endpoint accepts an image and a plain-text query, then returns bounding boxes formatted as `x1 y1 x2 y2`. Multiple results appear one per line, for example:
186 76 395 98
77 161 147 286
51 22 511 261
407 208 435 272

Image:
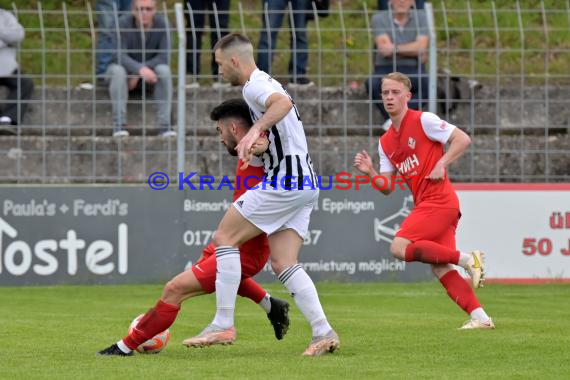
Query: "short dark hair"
210 98 253 127
213 32 252 52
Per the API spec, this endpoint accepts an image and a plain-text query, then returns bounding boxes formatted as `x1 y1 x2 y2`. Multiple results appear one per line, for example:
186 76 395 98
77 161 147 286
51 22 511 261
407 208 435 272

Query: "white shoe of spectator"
113 128 129 138
159 129 177 138
0 116 12 126
185 81 200 89
288 78 315 88
212 81 230 90
78 82 94 90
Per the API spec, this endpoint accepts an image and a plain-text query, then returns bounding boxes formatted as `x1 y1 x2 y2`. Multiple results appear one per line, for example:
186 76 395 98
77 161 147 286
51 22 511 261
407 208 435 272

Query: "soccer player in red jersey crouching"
354 72 494 329
98 99 289 356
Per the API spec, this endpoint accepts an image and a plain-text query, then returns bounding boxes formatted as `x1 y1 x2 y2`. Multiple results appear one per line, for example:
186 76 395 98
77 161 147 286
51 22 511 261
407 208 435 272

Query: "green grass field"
1 282 569 379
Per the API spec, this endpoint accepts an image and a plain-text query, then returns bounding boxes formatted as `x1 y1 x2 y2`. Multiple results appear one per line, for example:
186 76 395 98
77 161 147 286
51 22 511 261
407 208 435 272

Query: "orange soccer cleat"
302 330 340 356
182 325 236 348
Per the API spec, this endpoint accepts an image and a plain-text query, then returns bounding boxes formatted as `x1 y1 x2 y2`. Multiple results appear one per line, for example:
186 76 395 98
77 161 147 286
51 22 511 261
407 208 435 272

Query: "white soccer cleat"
459 318 495 330
466 250 485 289
302 330 340 356
182 325 236 348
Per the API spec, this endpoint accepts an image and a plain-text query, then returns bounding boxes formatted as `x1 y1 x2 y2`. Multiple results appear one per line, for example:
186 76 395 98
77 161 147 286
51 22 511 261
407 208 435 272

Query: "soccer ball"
128 314 170 354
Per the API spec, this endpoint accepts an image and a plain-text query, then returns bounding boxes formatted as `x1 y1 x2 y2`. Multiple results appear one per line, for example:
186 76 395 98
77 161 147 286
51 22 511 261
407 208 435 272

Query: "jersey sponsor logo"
440 121 447 130
408 137 416 149
395 154 420 175
236 200 244 208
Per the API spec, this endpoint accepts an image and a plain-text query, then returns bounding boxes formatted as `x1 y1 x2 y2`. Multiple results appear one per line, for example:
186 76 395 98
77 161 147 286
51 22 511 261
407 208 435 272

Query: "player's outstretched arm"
427 128 471 181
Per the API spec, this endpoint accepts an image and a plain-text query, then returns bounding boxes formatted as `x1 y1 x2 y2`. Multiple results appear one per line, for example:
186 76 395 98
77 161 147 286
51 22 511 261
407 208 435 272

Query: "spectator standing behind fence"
96 0 132 82
257 0 314 87
106 0 175 138
184 0 230 89
366 0 428 130
0 9 34 131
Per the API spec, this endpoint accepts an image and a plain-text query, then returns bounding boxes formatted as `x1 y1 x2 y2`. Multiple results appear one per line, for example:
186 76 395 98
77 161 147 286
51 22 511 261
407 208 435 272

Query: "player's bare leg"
162 268 207 304
270 229 340 356
98 269 204 356
389 236 411 261
391 237 486 288
187 206 261 346
432 265 495 329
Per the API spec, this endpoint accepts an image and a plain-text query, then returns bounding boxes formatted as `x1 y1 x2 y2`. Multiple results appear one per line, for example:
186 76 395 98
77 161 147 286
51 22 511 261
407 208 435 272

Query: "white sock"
278 264 332 337
116 340 132 354
258 293 271 313
211 246 241 329
458 252 473 268
470 307 490 322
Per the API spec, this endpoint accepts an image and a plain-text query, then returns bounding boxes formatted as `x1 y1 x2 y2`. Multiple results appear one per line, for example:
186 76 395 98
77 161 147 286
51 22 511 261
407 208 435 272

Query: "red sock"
405 241 460 264
439 270 481 314
122 300 180 350
237 277 267 304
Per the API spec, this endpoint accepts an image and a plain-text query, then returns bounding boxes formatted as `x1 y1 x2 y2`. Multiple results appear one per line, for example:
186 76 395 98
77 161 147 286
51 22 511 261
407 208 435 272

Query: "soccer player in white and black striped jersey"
184 33 339 356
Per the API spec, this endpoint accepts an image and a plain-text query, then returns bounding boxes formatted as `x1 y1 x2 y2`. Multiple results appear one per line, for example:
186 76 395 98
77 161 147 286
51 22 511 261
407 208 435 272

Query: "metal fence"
0 1 568 183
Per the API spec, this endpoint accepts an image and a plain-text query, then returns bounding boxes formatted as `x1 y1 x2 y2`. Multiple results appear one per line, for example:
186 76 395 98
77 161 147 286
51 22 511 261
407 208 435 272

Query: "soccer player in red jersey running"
98 99 290 356
354 72 494 329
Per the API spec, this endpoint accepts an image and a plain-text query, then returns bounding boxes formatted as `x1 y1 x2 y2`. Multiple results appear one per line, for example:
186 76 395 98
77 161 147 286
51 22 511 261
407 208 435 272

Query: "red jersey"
233 158 265 201
378 109 459 209
233 157 269 261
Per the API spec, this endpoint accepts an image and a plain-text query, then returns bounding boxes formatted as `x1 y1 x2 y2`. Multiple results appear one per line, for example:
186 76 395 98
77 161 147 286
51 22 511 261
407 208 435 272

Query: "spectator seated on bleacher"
106 0 175 138
366 0 428 130
95 0 132 83
0 8 34 133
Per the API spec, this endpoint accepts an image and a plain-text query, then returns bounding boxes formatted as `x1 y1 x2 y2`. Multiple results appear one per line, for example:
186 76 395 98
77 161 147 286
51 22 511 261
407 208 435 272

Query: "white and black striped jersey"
243 69 317 189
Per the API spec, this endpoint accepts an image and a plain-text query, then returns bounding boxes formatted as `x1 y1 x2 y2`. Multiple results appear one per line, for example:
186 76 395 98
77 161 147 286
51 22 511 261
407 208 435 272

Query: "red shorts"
395 207 460 250
191 234 270 293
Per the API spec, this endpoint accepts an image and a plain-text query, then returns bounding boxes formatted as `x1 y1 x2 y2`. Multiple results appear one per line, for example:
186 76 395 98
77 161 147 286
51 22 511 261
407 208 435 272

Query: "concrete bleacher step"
0 134 567 182
13 85 569 135
18 85 384 135
11 125 378 137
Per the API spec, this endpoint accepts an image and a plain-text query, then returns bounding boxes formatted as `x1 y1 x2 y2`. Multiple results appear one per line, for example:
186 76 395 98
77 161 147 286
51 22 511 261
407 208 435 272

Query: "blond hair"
382 72 412 91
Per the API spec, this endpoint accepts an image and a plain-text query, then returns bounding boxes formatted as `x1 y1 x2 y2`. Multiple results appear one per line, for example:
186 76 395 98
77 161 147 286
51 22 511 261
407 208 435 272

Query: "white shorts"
233 188 319 239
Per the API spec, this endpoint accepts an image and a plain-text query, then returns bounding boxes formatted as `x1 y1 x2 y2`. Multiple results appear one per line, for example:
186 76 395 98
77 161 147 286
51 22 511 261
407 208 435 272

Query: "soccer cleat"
182 325 236 348
97 343 133 356
302 330 340 356
267 297 290 340
466 250 485 289
459 317 495 330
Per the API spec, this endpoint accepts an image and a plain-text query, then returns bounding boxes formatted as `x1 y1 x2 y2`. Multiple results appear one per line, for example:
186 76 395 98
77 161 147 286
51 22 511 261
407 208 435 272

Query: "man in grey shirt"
0 9 34 130
366 0 428 124
106 0 174 137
